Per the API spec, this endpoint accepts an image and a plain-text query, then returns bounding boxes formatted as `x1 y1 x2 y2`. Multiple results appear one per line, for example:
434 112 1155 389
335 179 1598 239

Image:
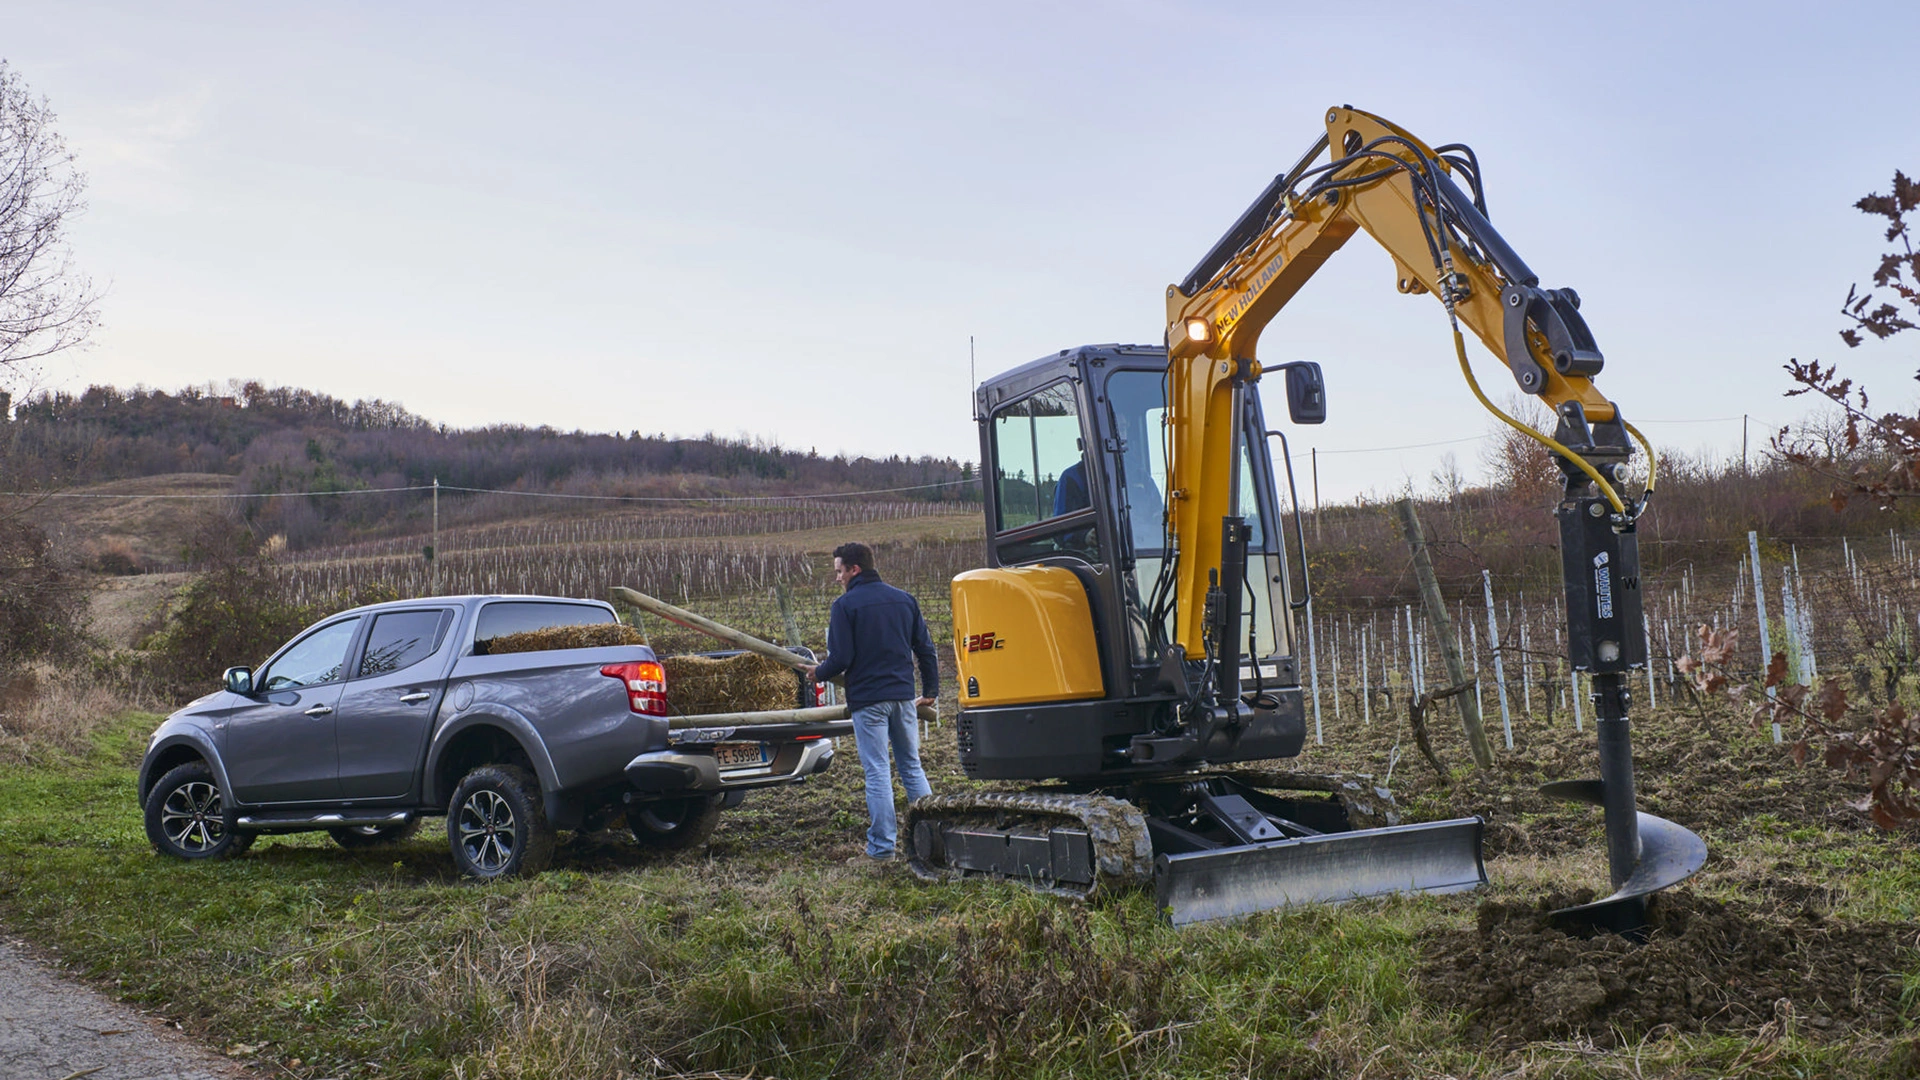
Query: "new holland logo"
964 632 1004 653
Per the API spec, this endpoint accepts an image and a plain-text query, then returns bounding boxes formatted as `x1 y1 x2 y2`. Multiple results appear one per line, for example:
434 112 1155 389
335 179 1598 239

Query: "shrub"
139 514 397 698
0 516 87 672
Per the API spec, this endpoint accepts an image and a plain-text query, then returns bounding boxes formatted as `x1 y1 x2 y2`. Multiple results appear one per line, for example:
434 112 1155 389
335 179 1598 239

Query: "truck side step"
1154 816 1487 926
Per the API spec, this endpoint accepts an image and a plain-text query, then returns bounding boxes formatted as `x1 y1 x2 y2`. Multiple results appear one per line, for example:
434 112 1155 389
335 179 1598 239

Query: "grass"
0 709 1916 1079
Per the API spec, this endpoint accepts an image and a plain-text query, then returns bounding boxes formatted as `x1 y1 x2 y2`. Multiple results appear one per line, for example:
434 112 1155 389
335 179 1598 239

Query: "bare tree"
1776 171 1920 507
0 60 97 391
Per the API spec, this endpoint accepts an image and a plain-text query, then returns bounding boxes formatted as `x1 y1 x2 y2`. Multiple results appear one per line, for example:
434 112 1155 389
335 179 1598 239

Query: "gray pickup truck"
138 594 845 879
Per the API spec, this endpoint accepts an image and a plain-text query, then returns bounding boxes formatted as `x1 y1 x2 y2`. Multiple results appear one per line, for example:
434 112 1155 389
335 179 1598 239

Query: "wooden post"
611 585 817 671
1393 498 1492 768
775 582 804 651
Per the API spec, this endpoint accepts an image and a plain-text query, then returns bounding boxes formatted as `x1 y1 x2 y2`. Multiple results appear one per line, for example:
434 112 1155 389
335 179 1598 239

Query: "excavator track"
905 791 1154 899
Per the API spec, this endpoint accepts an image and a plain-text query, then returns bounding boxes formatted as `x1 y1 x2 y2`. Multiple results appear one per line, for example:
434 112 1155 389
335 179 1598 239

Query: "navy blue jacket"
812 570 940 708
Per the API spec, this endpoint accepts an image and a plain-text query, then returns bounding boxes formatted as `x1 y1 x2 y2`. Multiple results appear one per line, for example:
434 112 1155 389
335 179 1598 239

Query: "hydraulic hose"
1449 326 1628 515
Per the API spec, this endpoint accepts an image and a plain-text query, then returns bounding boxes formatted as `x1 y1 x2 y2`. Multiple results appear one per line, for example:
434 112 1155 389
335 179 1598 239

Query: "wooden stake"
1393 498 1491 767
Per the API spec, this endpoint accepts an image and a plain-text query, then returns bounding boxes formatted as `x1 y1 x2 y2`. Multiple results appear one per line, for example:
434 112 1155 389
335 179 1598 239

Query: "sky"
5 1 1918 501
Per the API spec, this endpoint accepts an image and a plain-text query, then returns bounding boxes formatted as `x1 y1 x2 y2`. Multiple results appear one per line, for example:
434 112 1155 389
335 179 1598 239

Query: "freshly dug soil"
1417 890 1917 1046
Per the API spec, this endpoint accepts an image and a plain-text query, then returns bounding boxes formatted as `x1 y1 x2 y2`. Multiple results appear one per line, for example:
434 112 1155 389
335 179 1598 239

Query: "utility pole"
1742 415 1749 473
431 477 440 595
1311 447 1321 542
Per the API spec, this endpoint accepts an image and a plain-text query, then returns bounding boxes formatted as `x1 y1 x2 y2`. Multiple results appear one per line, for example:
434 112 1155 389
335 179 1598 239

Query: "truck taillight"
601 661 669 716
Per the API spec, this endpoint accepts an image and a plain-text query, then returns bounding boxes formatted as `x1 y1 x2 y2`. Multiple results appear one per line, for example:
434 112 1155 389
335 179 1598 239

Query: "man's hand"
915 696 934 708
802 664 818 679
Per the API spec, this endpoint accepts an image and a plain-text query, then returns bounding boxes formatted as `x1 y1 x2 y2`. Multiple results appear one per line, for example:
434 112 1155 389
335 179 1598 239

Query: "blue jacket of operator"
812 569 941 708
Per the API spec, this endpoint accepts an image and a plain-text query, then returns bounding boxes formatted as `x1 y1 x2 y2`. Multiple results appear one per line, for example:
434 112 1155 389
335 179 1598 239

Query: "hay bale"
482 622 649 656
662 652 796 715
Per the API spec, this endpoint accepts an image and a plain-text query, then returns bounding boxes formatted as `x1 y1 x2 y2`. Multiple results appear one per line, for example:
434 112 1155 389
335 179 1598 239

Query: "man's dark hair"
832 542 873 574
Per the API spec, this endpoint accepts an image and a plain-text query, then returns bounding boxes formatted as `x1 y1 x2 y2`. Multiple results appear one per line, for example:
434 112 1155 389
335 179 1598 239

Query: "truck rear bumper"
625 728 841 795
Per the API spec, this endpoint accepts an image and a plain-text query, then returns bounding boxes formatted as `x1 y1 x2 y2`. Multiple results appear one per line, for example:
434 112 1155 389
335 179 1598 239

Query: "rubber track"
905 791 1155 898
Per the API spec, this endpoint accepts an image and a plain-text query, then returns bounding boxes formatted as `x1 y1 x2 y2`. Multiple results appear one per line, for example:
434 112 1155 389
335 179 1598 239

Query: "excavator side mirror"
1281 362 1326 425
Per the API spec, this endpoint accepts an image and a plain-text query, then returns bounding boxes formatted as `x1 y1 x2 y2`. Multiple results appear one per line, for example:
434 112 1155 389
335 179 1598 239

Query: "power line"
4 477 982 503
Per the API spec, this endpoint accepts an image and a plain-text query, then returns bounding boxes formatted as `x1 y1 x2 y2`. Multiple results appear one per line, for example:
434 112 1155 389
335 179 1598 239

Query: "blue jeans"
850 700 933 858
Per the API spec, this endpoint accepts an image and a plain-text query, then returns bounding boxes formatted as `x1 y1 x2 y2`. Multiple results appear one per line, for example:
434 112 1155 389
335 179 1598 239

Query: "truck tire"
144 762 252 860
448 765 555 879
329 817 423 849
628 795 723 851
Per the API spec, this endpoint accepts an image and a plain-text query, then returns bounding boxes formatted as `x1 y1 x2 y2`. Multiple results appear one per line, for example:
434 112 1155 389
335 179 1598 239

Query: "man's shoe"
846 854 893 870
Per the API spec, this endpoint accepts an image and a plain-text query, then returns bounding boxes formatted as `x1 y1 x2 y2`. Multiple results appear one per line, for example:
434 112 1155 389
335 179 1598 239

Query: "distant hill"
4 382 977 551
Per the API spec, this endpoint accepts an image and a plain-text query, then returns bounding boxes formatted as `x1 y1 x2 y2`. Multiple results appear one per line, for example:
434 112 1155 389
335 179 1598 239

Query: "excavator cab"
929 344 1487 924
957 343 1306 781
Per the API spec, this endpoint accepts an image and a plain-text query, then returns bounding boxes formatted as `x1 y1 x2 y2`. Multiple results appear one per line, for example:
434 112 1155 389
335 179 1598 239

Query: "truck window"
474 601 614 651
359 609 453 677
259 617 363 690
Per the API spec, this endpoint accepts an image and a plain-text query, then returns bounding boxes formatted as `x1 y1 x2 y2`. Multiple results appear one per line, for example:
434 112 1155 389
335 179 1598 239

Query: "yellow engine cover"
951 566 1104 707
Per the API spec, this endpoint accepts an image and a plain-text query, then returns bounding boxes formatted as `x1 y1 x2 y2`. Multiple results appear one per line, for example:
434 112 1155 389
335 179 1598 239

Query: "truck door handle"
399 692 431 704
303 704 334 717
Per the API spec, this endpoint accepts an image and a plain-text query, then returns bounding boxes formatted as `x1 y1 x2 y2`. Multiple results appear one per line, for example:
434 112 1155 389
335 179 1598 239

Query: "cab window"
359 609 453 678
991 381 1087 531
259 618 363 691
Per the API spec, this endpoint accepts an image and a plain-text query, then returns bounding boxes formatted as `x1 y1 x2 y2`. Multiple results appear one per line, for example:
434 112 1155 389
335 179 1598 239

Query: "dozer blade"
1154 816 1486 926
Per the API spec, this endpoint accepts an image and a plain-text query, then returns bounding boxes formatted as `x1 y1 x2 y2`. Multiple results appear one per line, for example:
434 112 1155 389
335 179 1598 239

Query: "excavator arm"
1158 105 1636 660
1153 106 1697 932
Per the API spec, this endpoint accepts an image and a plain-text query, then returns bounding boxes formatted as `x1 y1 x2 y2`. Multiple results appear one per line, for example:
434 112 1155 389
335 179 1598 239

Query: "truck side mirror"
224 666 254 695
1282 362 1326 425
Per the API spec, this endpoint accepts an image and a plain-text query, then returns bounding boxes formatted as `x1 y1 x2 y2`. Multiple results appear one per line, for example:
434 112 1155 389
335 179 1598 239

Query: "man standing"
803 542 937 864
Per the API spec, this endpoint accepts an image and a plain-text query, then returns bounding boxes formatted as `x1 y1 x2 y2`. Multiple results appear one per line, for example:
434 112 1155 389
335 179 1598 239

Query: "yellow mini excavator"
907 106 1706 930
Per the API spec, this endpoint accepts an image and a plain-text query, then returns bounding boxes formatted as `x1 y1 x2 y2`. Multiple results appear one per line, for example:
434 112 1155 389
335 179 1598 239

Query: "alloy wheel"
457 789 517 872
159 780 226 853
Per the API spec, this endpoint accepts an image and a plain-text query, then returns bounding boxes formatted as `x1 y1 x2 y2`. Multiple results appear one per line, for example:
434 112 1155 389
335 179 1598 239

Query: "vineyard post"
1520 614 1533 716
1481 570 1513 749
1570 656 1584 731
1470 620 1483 726
1643 613 1657 709
1749 530 1780 743
1330 615 1341 721
1360 622 1371 725
431 476 440 595
1306 599 1322 744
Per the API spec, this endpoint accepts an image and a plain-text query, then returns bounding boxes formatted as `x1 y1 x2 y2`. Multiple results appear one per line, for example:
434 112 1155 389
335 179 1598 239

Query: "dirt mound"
1416 891 1916 1046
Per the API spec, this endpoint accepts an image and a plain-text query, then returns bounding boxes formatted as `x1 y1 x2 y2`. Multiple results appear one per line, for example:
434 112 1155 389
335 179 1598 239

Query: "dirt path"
0 936 247 1080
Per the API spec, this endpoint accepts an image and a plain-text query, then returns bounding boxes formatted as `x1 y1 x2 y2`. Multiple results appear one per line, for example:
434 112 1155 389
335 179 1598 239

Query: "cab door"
334 608 455 800
225 616 363 804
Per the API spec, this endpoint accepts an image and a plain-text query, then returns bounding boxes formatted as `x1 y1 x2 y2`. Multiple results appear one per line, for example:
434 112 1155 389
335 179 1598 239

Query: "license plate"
714 742 768 769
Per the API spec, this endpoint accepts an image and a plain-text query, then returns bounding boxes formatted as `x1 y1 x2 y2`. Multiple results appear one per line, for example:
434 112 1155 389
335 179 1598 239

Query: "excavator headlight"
1184 318 1212 345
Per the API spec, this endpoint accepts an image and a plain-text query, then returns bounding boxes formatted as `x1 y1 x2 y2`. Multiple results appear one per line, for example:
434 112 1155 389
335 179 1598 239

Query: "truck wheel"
329 818 423 849
628 795 723 850
448 765 555 879
144 762 249 860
